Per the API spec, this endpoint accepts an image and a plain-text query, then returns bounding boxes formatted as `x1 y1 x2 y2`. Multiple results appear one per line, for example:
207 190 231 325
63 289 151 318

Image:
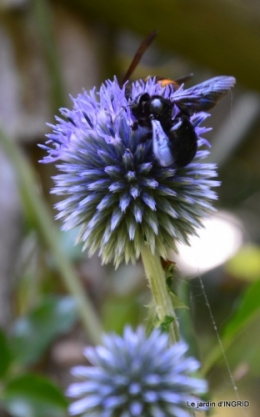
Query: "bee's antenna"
121 29 158 86
174 73 194 84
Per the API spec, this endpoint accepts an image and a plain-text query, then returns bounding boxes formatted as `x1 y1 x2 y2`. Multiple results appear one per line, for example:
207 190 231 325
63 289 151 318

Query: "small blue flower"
40 77 221 266
67 327 208 417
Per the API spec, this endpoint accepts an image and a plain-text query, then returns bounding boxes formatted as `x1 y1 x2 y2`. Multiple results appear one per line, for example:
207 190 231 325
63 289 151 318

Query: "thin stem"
32 0 66 111
141 245 179 344
0 128 102 345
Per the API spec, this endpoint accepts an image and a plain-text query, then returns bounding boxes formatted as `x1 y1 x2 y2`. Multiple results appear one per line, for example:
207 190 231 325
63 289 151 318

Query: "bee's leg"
139 132 152 143
131 118 151 131
174 104 191 118
131 120 139 131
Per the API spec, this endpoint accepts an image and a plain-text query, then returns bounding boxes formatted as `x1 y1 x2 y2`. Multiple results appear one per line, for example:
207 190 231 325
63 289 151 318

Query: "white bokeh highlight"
171 211 243 276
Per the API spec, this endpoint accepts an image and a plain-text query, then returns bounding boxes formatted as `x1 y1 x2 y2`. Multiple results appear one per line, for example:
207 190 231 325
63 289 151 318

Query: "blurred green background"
0 0 260 416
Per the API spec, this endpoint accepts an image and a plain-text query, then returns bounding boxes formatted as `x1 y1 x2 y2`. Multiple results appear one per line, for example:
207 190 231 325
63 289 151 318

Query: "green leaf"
0 328 12 378
223 279 260 337
220 315 260 376
202 279 260 375
10 296 78 366
2 374 67 417
160 315 175 333
176 279 200 359
225 245 260 282
169 291 189 310
166 279 188 310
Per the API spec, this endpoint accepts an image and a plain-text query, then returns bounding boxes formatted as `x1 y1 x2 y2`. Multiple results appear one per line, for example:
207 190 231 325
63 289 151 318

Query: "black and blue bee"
122 30 236 168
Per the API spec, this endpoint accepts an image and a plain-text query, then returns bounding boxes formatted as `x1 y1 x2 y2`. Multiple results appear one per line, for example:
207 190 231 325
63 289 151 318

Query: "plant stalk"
141 245 179 344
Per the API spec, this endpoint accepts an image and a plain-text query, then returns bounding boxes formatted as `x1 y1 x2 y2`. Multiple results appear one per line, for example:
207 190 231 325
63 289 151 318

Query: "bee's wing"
172 76 236 113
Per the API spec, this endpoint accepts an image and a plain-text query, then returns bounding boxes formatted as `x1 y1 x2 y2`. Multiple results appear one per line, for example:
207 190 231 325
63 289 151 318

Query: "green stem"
32 0 67 111
141 245 179 344
0 128 102 345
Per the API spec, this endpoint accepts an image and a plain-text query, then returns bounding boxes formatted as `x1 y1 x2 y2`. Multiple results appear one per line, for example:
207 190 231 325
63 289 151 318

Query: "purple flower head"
39 76 235 266
67 327 208 417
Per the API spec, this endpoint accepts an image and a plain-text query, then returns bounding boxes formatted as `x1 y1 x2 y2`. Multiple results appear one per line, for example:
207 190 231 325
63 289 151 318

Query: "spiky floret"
40 77 219 266
67 327 208 417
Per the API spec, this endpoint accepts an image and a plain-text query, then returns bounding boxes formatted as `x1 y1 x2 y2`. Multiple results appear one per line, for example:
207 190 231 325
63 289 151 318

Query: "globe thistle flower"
40 76 226 266
67 327 207 417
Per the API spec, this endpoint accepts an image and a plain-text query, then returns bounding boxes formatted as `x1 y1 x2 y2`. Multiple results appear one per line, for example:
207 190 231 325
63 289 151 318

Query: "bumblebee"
122 30 236 167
